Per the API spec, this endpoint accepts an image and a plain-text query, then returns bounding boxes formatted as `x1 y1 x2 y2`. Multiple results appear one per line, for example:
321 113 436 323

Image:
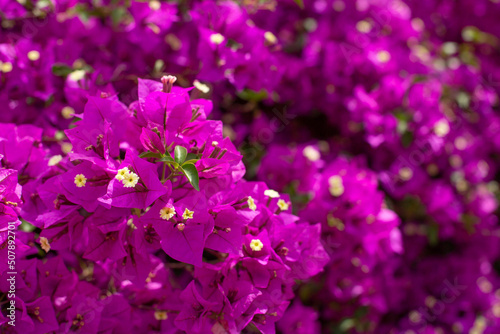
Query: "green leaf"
74 4 91 22
226 39 242 50
52 64 73 77
237 89 268 102
159 157 179 169
111 7 127 27
427 223 439 246
158 155 174 162
20 220 36 232
293 0 304 9
462 213 479 234
182 159 199 166
139 151 162 159
339 319 355 332
180 164 199 191
401 131 413 148
154 59 165 73
174 146 188 164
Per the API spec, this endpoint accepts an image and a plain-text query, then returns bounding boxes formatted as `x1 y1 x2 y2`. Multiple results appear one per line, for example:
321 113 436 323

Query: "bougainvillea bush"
2 0 500 333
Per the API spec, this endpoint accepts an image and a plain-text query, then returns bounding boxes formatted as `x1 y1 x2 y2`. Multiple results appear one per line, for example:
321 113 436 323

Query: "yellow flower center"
327 214 345 231
122 172 139 188
193 80 210 93
250 239 264 251
68 69 86 82
27 50 40 61
264 31 277 44
247 196 257 211
434 119 450 137
399 167 413 181
61 106 75 119
182 208 194 220
48 155 62 166
154 310 168 320
149 0 161 10
264 189 280 198
376 50 391 63
74 174 87 187
115 167 130 181
159 206 176 220
328 175 344 197
61 143 73 154
356 20 372 33
277 199 289 211
0 62 13 73
40 237 51 253
210 33 225 45
303 145 320 161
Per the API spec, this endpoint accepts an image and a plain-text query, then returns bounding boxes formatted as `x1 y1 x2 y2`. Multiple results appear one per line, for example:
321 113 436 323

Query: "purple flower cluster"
2 0 500 333
0 78 328 333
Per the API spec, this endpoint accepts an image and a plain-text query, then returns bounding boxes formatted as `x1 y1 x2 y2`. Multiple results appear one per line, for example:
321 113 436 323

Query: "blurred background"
2 0 500 333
